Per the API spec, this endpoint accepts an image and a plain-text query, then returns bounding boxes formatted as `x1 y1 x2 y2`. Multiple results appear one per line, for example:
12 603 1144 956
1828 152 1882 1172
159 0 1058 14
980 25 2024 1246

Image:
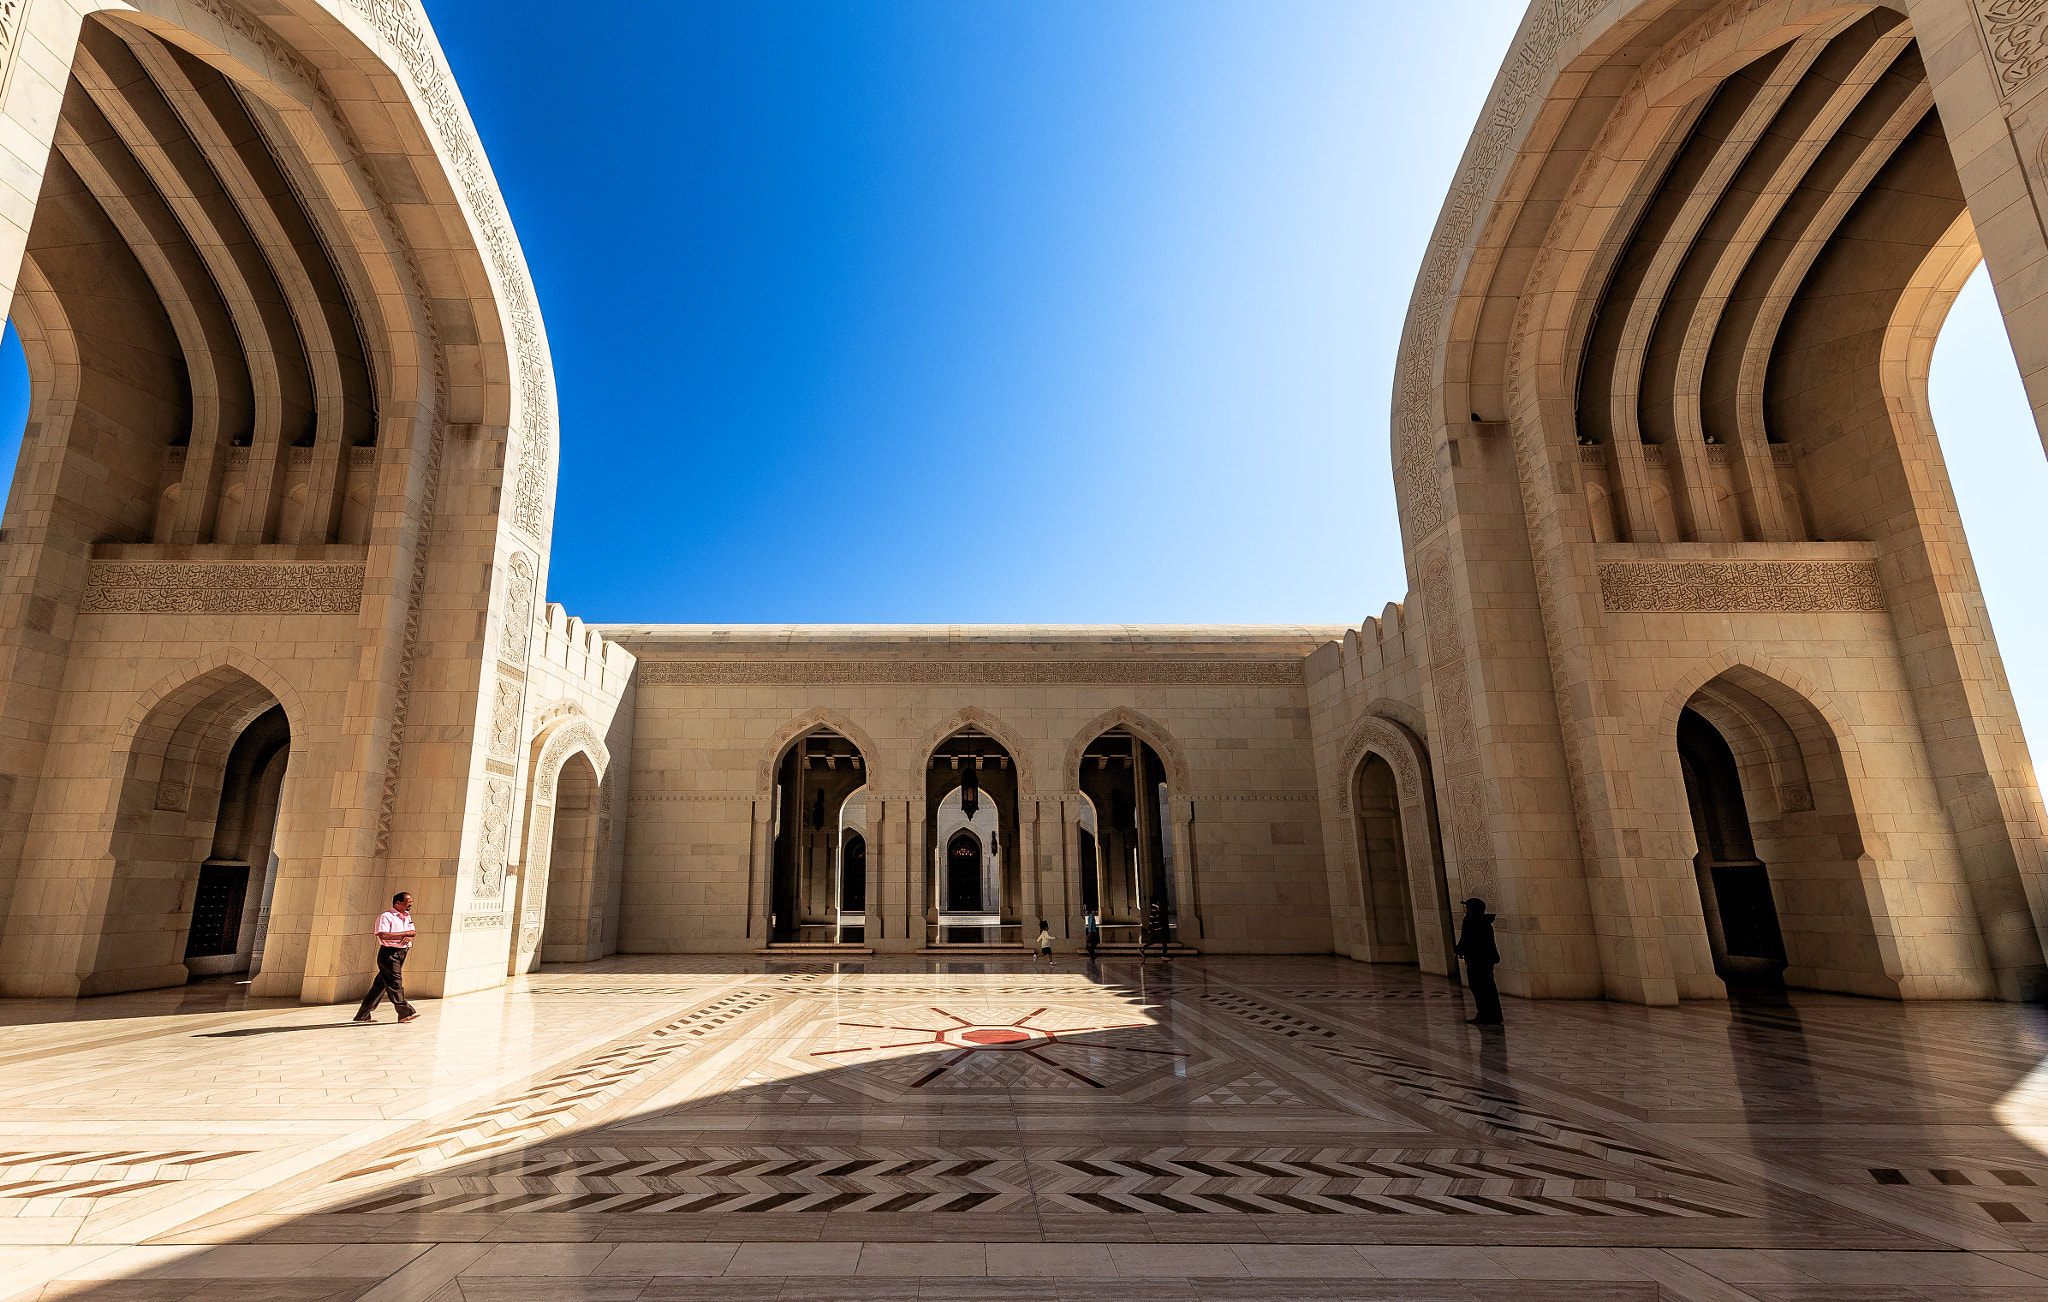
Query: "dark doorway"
842 832 866 913
183 704 289 977
1679 708 1787 984
770 729 866 942
1077 729 1172 939
947 832 982 912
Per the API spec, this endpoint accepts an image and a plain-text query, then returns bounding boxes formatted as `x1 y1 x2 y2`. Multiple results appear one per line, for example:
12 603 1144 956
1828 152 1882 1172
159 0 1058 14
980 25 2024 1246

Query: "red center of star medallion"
962 1028 1030 1044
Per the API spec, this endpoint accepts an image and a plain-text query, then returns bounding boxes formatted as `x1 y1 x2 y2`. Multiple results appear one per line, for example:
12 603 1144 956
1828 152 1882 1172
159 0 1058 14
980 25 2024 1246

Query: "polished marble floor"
6 954 2048 1299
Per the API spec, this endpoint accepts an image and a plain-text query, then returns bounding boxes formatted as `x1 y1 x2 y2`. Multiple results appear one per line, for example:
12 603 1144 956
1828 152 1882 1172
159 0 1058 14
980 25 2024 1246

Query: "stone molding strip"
81 561 366 614
1598 561 1886 613
638 660 1303 687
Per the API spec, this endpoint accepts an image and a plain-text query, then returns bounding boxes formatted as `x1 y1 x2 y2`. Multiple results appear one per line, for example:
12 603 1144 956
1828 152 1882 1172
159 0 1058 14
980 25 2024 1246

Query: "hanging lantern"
960 763 980 820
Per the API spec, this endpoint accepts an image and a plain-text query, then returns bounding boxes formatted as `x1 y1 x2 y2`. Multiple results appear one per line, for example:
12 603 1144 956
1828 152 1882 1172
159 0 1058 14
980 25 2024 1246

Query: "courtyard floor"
2 954 2047 1299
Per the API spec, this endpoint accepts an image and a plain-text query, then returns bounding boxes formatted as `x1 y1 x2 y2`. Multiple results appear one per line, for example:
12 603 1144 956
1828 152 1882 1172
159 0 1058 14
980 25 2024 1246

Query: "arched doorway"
925 728 1016 946
770 728 866 943
1351 752 1418 964
538 753 600 966
184 705 290 980
1076 728 1173 947
1675 667 1906 996
1679 708 1788 986
836 786 868 943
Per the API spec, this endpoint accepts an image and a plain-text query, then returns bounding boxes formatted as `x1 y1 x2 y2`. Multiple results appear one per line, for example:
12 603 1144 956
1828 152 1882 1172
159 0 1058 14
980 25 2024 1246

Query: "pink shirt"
375 909 414 948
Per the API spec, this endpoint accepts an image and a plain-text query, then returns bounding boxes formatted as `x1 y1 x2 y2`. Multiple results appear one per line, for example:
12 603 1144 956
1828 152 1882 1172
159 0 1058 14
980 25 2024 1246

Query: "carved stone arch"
530 715 611 803
1365 697 1428 743
1659 649 1861 782
1062 707 1189 792
120 647 308 746
756 707 881 797
1335 716 1424 814
915 706 1036 796
1332 712 1456 976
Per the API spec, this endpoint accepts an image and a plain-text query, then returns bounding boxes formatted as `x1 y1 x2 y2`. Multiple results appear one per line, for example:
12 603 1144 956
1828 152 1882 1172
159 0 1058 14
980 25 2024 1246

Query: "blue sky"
0 0 2038 745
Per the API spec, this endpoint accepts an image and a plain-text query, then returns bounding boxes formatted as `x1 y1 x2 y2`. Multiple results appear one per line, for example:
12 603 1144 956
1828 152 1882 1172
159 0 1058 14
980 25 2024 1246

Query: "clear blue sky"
0 1 2038 745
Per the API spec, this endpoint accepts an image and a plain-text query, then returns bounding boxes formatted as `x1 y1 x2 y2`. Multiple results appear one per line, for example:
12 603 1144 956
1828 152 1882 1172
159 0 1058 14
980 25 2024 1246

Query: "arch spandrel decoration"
1060 706 1189 792
533 716 611 802
754 707 881 797
915 706 1036 795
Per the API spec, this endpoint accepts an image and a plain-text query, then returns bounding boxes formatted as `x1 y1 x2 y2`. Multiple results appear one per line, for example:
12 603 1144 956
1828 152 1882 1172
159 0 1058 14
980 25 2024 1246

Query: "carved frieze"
81 562 364 614
1598 561 1886 613
637 660 1302 687
1395 0 1609 540
339 0 553 539
1978 1 2048 95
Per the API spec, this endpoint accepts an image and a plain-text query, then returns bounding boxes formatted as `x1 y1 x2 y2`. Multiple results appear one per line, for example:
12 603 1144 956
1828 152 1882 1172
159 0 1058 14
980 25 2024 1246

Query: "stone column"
1169 796 1202 943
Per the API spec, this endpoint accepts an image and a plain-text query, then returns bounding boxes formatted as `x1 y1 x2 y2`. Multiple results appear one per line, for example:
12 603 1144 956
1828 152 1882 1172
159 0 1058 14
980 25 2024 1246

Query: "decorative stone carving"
1335 716 1423 812
155 781 189 813
488 675 522 761
1979 1 2048 94
1395 0 1609 540
535 718 610 800
461 912 505 930
1778 785 1815 813
501 554 535 666
339 0 554 539
641 659 1300 687
475 775 512 899
1598 562 1886 613
1061 706 1191 790
81 562 364 614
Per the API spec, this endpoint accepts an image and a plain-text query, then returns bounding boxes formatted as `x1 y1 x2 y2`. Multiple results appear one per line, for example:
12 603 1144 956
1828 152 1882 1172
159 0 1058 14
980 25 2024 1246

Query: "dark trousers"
1466 961 1502 1023
355 945 417 1020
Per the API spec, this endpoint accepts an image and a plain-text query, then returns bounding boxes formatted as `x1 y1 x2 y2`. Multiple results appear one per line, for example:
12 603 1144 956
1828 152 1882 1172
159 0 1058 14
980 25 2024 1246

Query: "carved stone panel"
1598 561 1886 613
82 562 365 614
638 660 1301 687
475 776 513 899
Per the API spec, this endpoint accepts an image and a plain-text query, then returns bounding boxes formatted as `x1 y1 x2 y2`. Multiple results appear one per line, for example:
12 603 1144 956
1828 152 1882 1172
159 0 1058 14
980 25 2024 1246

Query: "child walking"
1035 919 1054 967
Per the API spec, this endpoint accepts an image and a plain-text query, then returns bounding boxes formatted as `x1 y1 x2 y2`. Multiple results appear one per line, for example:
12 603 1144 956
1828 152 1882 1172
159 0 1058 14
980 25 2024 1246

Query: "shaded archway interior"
10 12 379 552
1077 729 1173 942
926 727 1015 945
771 729 865 943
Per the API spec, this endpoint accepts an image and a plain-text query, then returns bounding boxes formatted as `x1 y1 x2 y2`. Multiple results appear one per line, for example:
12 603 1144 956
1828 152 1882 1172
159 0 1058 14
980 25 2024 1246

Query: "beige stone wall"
603 627 1343 955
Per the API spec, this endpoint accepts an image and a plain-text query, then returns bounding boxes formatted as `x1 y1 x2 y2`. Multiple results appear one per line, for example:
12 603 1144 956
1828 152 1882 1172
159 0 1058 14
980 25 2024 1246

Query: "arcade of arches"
0 0 2038 1024
6 2 2048 1297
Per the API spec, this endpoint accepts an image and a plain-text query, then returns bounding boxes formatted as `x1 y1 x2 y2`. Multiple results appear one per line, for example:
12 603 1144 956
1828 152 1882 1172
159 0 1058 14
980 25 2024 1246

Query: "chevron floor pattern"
3 955 2048 1300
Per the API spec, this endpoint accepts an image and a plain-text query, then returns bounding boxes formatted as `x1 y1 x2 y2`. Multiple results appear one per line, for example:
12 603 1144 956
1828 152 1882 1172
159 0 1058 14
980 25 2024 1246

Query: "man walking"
354 891 420 1024
1454 897 1503 1027
1083 910 1100 958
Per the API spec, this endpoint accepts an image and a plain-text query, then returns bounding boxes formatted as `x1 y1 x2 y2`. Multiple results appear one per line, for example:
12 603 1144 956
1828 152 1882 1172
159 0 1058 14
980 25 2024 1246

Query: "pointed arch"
1061 706 1189 792
915 706 1035 795
755 707 879 796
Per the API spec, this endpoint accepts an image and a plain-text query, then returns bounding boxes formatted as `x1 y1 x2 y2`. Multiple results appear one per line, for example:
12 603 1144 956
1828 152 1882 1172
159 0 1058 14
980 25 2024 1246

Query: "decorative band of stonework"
637 660 1303 687
1598 561 1885 613
80 561 367 615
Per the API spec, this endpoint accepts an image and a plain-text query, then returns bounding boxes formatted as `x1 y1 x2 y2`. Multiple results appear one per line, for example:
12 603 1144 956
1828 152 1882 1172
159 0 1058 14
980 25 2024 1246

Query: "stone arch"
1061 706 1189 793
511 716 612 972
1659 652 1923 998
1332 715 1455 975
915 706 1036 795
756 707 880 797
16 660 295 997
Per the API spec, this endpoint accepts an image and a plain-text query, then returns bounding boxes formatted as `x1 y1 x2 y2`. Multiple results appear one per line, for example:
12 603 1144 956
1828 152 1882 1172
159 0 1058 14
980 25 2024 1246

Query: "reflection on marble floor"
6 957 2048 1299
